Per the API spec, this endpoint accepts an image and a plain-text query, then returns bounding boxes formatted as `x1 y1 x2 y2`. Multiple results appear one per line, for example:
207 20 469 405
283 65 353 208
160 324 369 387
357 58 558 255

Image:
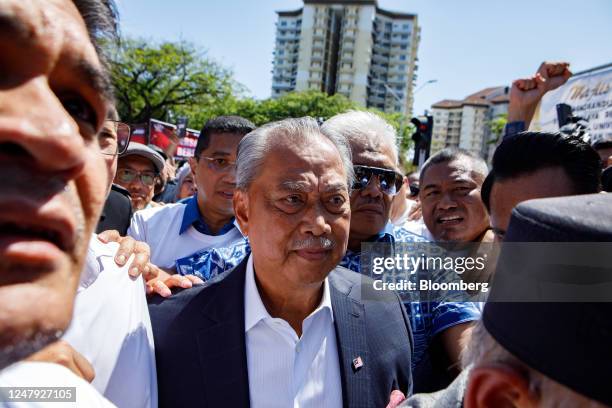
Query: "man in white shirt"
150 117 413 407
62 235 157 408
128 116 255 269
0 0 120 406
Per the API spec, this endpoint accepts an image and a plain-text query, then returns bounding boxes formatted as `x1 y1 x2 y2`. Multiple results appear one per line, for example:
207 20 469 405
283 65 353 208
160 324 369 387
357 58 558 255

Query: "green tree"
108 38 238 124
180 90 414 170
488 113 508 145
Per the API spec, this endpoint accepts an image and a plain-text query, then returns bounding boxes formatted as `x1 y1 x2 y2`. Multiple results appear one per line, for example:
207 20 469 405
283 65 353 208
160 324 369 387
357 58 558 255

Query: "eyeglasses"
116 168 157 186
199 156 236 173
100 120 131 156
352 165 404 196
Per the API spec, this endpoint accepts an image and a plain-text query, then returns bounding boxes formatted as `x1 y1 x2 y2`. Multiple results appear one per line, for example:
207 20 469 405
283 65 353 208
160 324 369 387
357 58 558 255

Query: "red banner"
176 128 199 158
149 119 178 157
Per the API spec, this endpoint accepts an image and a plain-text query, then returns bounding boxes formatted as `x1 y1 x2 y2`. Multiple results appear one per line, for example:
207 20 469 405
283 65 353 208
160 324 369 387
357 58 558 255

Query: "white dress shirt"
244 255 343 408
62 236 157 408
0 362 114 407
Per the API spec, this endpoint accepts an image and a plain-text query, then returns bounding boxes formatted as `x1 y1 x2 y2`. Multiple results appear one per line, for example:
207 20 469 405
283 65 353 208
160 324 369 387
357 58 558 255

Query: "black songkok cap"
483 193 612 406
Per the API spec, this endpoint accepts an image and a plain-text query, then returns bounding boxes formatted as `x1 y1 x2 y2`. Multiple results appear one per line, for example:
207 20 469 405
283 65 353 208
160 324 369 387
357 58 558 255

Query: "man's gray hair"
420 147 489 184
236 117 354 191
462 319 583 406
322 110 399 165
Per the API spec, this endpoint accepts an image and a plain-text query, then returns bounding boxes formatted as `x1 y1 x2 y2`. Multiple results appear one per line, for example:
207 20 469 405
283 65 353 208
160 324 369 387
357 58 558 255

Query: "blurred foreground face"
0 0 110 368
235 136 351 287
420 159 489 242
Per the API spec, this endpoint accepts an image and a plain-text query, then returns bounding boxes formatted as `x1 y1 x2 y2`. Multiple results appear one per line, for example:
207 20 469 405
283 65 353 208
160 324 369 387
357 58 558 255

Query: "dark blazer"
96 184 132 236
149 257 413 408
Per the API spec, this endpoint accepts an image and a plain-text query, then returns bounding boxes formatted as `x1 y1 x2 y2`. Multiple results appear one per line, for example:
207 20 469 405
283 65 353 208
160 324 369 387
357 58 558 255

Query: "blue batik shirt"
340 224 481 369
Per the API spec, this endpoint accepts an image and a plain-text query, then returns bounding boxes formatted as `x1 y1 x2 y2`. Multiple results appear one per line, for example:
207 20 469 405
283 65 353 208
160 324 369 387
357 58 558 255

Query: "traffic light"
410 115 433 167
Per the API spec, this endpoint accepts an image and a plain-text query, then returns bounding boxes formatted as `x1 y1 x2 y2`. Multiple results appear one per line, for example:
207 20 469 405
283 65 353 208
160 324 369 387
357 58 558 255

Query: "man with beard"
0 0 120 405
150 117 413 407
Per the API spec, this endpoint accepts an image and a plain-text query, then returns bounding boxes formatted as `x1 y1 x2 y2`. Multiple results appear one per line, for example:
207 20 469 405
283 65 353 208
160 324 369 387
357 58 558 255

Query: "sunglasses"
352 165 404 196
116 168 157 186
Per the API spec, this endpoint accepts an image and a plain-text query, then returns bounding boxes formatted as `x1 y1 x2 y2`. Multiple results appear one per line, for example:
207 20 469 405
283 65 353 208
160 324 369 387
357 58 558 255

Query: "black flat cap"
483 193 612 406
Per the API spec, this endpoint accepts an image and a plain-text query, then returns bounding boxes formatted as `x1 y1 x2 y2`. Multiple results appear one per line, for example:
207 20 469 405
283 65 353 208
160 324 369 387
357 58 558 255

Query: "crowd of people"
1 1 611 407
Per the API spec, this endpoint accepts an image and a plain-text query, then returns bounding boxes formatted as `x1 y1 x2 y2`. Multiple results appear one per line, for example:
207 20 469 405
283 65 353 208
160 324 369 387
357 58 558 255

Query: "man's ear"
189 157 198 188
188 157 197 178
233 189 249 237
464 365 538 408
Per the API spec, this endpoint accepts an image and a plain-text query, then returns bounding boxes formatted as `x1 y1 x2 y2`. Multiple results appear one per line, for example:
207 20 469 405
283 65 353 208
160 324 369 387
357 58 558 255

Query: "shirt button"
296 343 302 352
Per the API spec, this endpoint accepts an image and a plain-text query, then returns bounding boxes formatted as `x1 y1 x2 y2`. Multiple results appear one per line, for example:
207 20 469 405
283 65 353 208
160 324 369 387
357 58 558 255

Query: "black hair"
593 141 612 151
72 0 118 62
419 147 488 184
195 116 256 158
71 0 118 104
481 132 602 211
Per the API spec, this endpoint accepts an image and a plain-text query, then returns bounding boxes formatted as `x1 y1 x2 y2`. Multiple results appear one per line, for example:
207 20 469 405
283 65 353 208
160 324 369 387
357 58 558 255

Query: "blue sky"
116 0 612 115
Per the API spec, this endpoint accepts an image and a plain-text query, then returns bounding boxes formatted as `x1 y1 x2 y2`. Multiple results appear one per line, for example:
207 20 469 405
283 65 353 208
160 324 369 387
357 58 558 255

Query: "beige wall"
295 5 317 91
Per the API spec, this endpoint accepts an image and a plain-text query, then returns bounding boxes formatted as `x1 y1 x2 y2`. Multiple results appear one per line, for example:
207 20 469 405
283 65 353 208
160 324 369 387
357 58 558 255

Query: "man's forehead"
425 160 477 183
1 0 112 102
263 146 347 191
3 0 86 49
352 147 396 170
274 172 348 193
205 133 244 152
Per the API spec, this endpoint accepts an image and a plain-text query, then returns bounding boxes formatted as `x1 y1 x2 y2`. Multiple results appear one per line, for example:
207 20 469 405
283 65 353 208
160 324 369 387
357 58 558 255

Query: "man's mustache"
291 236 336 251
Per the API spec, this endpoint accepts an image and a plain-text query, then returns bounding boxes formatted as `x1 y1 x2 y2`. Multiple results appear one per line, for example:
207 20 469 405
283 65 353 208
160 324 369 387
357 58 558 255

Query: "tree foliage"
108 38 237 124
488 113 508 145
177 90 414 169
108 38 414 167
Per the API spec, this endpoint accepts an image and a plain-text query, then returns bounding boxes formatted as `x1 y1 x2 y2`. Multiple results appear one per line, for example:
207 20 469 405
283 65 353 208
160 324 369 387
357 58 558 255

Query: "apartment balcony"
370 64 387 74
313 31 326 40
312 41 325 51
311 53 324 62
272 81 295 90
387 77 407 85
342 41 355 51
276 34 299 41
368 96 386 106
390 37 409 45
370 53 388 64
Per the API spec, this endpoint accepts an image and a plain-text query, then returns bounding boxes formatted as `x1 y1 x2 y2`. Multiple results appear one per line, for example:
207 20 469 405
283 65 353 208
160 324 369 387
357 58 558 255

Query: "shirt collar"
244 254 334 333
179 194 236 235
179 195 201 234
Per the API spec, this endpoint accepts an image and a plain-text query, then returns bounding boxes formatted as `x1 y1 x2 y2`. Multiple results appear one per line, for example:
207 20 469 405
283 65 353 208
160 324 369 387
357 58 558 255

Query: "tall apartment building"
272 0 420 116
430 87 510 160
